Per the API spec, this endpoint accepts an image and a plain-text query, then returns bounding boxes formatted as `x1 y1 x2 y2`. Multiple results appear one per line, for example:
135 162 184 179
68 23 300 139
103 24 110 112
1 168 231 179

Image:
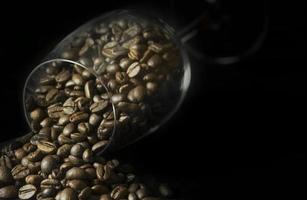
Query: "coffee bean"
18 184 37 200
146 82 158 95
127 85 146 102
111 94 126 105
128 192 138 200
99 194 112 200
14 148 27 160
41 155 58 174
117 102 139 113
90 100 108 113
72 74 84 86
57 144 72 158
106 63 120 74
69 112 89 123
126 62 141 78
136 188 149 199
91 140 109 154
67 180 87 192
70 144 84 157
0 185 17 199
66 167 87 180
40 179 61 190
91 184 109 195
41 187 57 198
25 175 43 186
30 108 45 121
11 164 30 180
55 188 77 200
111 185 129 200
89 113 102 126
0 166 13 185
55 69 71 83
37 141 57 154
84 80 95 99
82 149 93 162
63 98 77 115
77 122 91 135
63 123 75 136
78 187 92 200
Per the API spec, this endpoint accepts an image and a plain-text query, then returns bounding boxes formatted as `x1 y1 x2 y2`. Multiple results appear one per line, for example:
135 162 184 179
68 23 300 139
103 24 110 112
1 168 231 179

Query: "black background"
0 0 306 198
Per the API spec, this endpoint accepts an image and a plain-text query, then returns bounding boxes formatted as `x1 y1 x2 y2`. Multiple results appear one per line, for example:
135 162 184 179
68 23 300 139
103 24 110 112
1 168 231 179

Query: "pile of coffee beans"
25 16 182 153
0 16 179 200
0 133 173 200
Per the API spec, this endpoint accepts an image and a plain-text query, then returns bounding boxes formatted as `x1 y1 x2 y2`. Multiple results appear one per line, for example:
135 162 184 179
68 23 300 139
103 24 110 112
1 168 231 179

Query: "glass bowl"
23 10 191 154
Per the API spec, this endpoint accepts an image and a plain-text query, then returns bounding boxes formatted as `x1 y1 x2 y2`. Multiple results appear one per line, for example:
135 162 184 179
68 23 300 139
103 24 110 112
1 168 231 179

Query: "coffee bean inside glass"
23 9 191 155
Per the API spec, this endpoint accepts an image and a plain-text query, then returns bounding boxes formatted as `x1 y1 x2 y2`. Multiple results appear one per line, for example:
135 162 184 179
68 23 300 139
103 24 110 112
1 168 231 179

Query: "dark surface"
0 0 306 198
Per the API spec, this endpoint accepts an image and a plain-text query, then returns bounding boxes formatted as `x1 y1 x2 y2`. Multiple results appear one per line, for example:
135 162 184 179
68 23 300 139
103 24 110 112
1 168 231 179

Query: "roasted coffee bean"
91 184 109 195
0 185 17 199
58 134 74 145
57 144 73 158
41 155 58 174
65 167 87 180
77 122 91 135
66 180 87 192
70 132 87 142
84 80 95 99
37 140 57 154
99 194 112 200
89 113 102 126
70 144 84 158
127 85 146 102
126 62 141 78
41 187 57 198
69 112 89 123
63 98 77 115
128 192 138 200
41 179 61 190
136 188 149 199
111 94 125 105
25 175 43 186
111 185 129 200
55 187 77 200
58 115 70 126
146 82 158 95
82 148 93 163
117 102 139 113
55 69 71 83
72 74 84 86
106 63 120 74
78 187 92 200
91 141 109 154
90 100 108 113
95 164 105 181
63 123 75 136
23 142 36 153
18 184 37 200
30 108 45 121
14 148 27 160
11 165 30 180
0 166 13 185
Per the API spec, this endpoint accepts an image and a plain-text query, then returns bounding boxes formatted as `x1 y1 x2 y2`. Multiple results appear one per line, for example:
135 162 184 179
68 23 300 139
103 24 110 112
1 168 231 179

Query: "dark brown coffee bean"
63 98 77 115
55 69 71 83
40 179 61 190
126 62 141 78
89 113 102 126
25 175 43 186
57 144 72 158
90 101 108 113
82 148 93 163
84 80 95 99
48 104 64 119
99 194 112 200
14 148 27 160
91 141 109 154
128 193 138 200
78 187 92 200
146 82 158 95
23 143 36 153
41 155 58 174
119 58 132 70
41 187 57 198
66 180 87 192
58 134 74 145
46 88 59 102
70 132 87 142
11 164 30 180
70 144 84 157
72 74 84 86
117 102 139 113
18 184 37 200
63 123 75 136
111 94 126 105
69 112 89 123
65 167 87 180
111 185 129 200
127 85 146 102
91 184 109 195
115 72 128 84
136 188 149 199
0 166 13 185
0 185 17 199
55 187 77 200
95 164 105 181
30 108 45 121
77 122 91 135
106 63 120 74
37 141 57 154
